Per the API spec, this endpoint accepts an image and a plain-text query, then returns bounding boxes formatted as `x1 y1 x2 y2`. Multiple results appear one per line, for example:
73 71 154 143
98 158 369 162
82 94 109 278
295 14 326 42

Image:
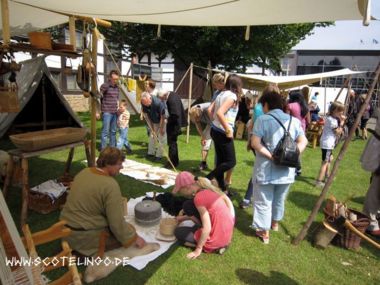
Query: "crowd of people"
70 70 377 263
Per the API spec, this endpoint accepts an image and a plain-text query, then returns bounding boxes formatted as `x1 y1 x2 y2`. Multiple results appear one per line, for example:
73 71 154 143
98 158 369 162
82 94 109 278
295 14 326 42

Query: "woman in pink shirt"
173 171 235 259
287 92 310 131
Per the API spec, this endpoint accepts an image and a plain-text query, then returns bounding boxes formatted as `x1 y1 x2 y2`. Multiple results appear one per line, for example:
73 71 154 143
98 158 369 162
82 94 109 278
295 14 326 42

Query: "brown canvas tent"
0 56 82 138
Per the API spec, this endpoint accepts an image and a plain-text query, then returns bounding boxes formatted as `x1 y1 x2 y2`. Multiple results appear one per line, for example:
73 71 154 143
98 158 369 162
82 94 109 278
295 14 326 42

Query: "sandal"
271 221 279 232
255 230 269 244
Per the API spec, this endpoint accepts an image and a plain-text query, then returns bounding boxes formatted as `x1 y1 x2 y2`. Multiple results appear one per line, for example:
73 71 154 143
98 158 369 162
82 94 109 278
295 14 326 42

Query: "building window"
66 74 81 91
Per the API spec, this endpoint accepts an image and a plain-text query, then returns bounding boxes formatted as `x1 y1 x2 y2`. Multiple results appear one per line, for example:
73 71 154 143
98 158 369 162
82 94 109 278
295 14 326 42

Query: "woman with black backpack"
250 84 308 244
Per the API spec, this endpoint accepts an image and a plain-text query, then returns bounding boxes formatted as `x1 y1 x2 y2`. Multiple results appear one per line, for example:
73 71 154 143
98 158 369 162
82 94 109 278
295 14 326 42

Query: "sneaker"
126 147 133 155
217 246 228 255
198 161 208 171
315 180 325 188
239 200 252 209
271 221 279 232
255 230 269 244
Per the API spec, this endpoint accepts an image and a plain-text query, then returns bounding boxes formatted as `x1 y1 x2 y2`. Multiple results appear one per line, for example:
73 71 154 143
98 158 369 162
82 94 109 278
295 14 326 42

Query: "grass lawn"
1 112 379 285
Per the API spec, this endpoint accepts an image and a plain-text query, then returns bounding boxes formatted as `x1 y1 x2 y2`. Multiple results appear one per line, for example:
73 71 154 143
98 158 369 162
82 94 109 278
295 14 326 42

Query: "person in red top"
172 171 235 259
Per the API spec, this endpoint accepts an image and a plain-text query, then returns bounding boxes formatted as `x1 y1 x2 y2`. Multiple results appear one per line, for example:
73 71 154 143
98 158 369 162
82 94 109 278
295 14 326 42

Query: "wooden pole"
174 65 191 93
334 75 352 102
68 16 76 48
42 77 47 130
186 63 193 144
1 0 11 45
90 28 99 166
292 62 380 246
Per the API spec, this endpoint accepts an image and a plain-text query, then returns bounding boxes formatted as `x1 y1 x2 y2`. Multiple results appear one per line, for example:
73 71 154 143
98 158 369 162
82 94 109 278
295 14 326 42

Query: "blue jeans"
252 183 291 230
117 127 131 150
101 112 117 150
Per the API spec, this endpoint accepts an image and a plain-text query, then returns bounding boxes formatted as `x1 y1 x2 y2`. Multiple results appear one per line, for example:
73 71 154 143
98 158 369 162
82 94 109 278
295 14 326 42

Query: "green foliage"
100 22 331 73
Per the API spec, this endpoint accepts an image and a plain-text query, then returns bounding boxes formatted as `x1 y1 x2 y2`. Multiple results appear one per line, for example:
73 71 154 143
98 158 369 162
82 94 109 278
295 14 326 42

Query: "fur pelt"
83 242 160 283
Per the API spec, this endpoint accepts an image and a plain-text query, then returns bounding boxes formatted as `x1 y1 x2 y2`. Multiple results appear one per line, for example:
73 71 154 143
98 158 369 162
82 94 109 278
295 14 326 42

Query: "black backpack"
267 114 300 168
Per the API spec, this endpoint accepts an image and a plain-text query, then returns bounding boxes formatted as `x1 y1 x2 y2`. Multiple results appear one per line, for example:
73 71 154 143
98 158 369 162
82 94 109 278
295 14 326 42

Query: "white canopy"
237 68 365 91
1 0 371 37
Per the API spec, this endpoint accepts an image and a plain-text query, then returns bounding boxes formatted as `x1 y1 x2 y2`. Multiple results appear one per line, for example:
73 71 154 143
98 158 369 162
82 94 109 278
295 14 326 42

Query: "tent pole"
42 77 47 130
292 62 380 246
90 28 99 167
68 16 76 48
174 65 191 93
1 0 10 46
334 75 352 102
186 63 193 144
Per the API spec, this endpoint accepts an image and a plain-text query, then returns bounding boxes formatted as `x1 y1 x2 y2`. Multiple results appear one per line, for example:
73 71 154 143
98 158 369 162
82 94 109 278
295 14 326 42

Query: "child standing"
315 102 346 187
117 100 132 154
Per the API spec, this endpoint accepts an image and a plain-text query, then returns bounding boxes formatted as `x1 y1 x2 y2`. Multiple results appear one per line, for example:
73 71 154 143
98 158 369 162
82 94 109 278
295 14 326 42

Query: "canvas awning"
0 0 372 37
236 68 365 91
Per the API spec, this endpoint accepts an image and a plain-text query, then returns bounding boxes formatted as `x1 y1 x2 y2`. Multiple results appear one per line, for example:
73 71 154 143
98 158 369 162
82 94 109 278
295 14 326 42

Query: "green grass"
1 112 379 285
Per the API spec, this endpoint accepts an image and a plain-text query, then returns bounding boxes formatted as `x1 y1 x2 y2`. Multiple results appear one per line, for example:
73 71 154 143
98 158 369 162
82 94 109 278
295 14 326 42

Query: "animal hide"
84 242 160 283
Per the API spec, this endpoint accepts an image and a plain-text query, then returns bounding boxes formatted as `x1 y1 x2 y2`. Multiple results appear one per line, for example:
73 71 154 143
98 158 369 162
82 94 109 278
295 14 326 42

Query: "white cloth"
212 90 238 131
320 116 339 149
120 159 177 189
124 193 176 270
30 180 67 200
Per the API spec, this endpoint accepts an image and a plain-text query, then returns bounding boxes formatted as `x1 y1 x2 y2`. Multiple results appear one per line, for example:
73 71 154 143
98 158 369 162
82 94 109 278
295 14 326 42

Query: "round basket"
159 218 177 237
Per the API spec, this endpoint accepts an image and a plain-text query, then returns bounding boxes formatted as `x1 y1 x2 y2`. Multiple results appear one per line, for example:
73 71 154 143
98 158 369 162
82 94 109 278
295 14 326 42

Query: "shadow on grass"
287 190 320 211
236 268 299 285
294 175 316 187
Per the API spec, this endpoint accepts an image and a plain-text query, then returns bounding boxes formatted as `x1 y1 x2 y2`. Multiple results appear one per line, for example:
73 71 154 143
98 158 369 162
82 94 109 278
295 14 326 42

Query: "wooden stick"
90 28 98 166
1 0 10 45
292 62 380 246
174 65 191 93
334 75 352 102
186 63 193 144
69 16 76 48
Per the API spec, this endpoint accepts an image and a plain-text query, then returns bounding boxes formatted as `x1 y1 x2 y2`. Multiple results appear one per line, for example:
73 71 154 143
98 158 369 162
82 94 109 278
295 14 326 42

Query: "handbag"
267 114 300 168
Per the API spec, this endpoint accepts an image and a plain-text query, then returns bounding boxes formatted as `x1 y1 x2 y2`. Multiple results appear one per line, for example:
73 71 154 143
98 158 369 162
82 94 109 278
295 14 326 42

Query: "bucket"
314 221 338 249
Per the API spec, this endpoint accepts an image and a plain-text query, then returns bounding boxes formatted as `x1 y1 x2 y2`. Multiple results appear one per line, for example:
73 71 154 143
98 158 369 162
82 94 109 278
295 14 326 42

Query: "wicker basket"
28 191 67 214
28 32 52 50
332 209 370 250
9 128 87 152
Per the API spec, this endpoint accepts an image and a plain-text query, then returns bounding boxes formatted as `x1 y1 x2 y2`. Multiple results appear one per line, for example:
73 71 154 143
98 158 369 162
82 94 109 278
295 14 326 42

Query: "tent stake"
292 62 380 246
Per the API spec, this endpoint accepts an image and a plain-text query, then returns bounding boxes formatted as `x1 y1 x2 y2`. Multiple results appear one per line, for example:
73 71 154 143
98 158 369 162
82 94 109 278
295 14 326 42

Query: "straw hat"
155 218 177 242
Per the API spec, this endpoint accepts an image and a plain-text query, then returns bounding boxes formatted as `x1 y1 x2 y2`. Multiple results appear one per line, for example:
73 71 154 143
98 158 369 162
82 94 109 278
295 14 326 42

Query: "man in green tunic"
61 147 145 256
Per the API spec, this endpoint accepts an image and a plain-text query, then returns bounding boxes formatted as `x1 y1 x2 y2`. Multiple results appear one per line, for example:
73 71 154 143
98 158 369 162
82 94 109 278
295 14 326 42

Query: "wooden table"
2 140 91 227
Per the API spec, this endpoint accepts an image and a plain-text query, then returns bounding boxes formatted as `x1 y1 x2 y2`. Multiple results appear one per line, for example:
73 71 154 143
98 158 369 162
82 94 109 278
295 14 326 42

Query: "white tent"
238 68 365 91
0 0 372 37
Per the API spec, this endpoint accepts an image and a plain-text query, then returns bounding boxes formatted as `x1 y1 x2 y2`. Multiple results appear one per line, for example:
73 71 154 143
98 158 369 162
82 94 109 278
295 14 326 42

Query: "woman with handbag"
250 84 308 244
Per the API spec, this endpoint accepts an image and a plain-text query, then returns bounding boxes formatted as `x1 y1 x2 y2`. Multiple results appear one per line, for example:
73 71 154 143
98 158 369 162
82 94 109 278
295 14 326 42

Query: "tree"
100 22 330 74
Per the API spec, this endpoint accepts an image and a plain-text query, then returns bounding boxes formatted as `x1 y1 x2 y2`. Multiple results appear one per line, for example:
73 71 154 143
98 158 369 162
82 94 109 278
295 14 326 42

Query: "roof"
1 0 371 37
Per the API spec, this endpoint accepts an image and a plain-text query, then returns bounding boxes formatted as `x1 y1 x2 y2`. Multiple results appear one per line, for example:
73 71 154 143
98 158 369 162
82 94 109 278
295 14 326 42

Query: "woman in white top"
206 74 242 194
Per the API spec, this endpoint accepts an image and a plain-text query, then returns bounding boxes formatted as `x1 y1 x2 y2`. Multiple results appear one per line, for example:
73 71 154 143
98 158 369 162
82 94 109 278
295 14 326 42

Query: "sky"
294 0 380 50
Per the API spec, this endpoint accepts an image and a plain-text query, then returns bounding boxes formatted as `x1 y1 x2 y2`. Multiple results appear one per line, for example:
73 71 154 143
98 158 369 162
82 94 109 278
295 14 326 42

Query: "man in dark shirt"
158 90 187 168
98 70 120 150
141 92 166 160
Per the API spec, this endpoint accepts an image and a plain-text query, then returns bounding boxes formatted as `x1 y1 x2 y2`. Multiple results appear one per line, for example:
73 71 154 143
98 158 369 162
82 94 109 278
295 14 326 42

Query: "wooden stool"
2 140 91 227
